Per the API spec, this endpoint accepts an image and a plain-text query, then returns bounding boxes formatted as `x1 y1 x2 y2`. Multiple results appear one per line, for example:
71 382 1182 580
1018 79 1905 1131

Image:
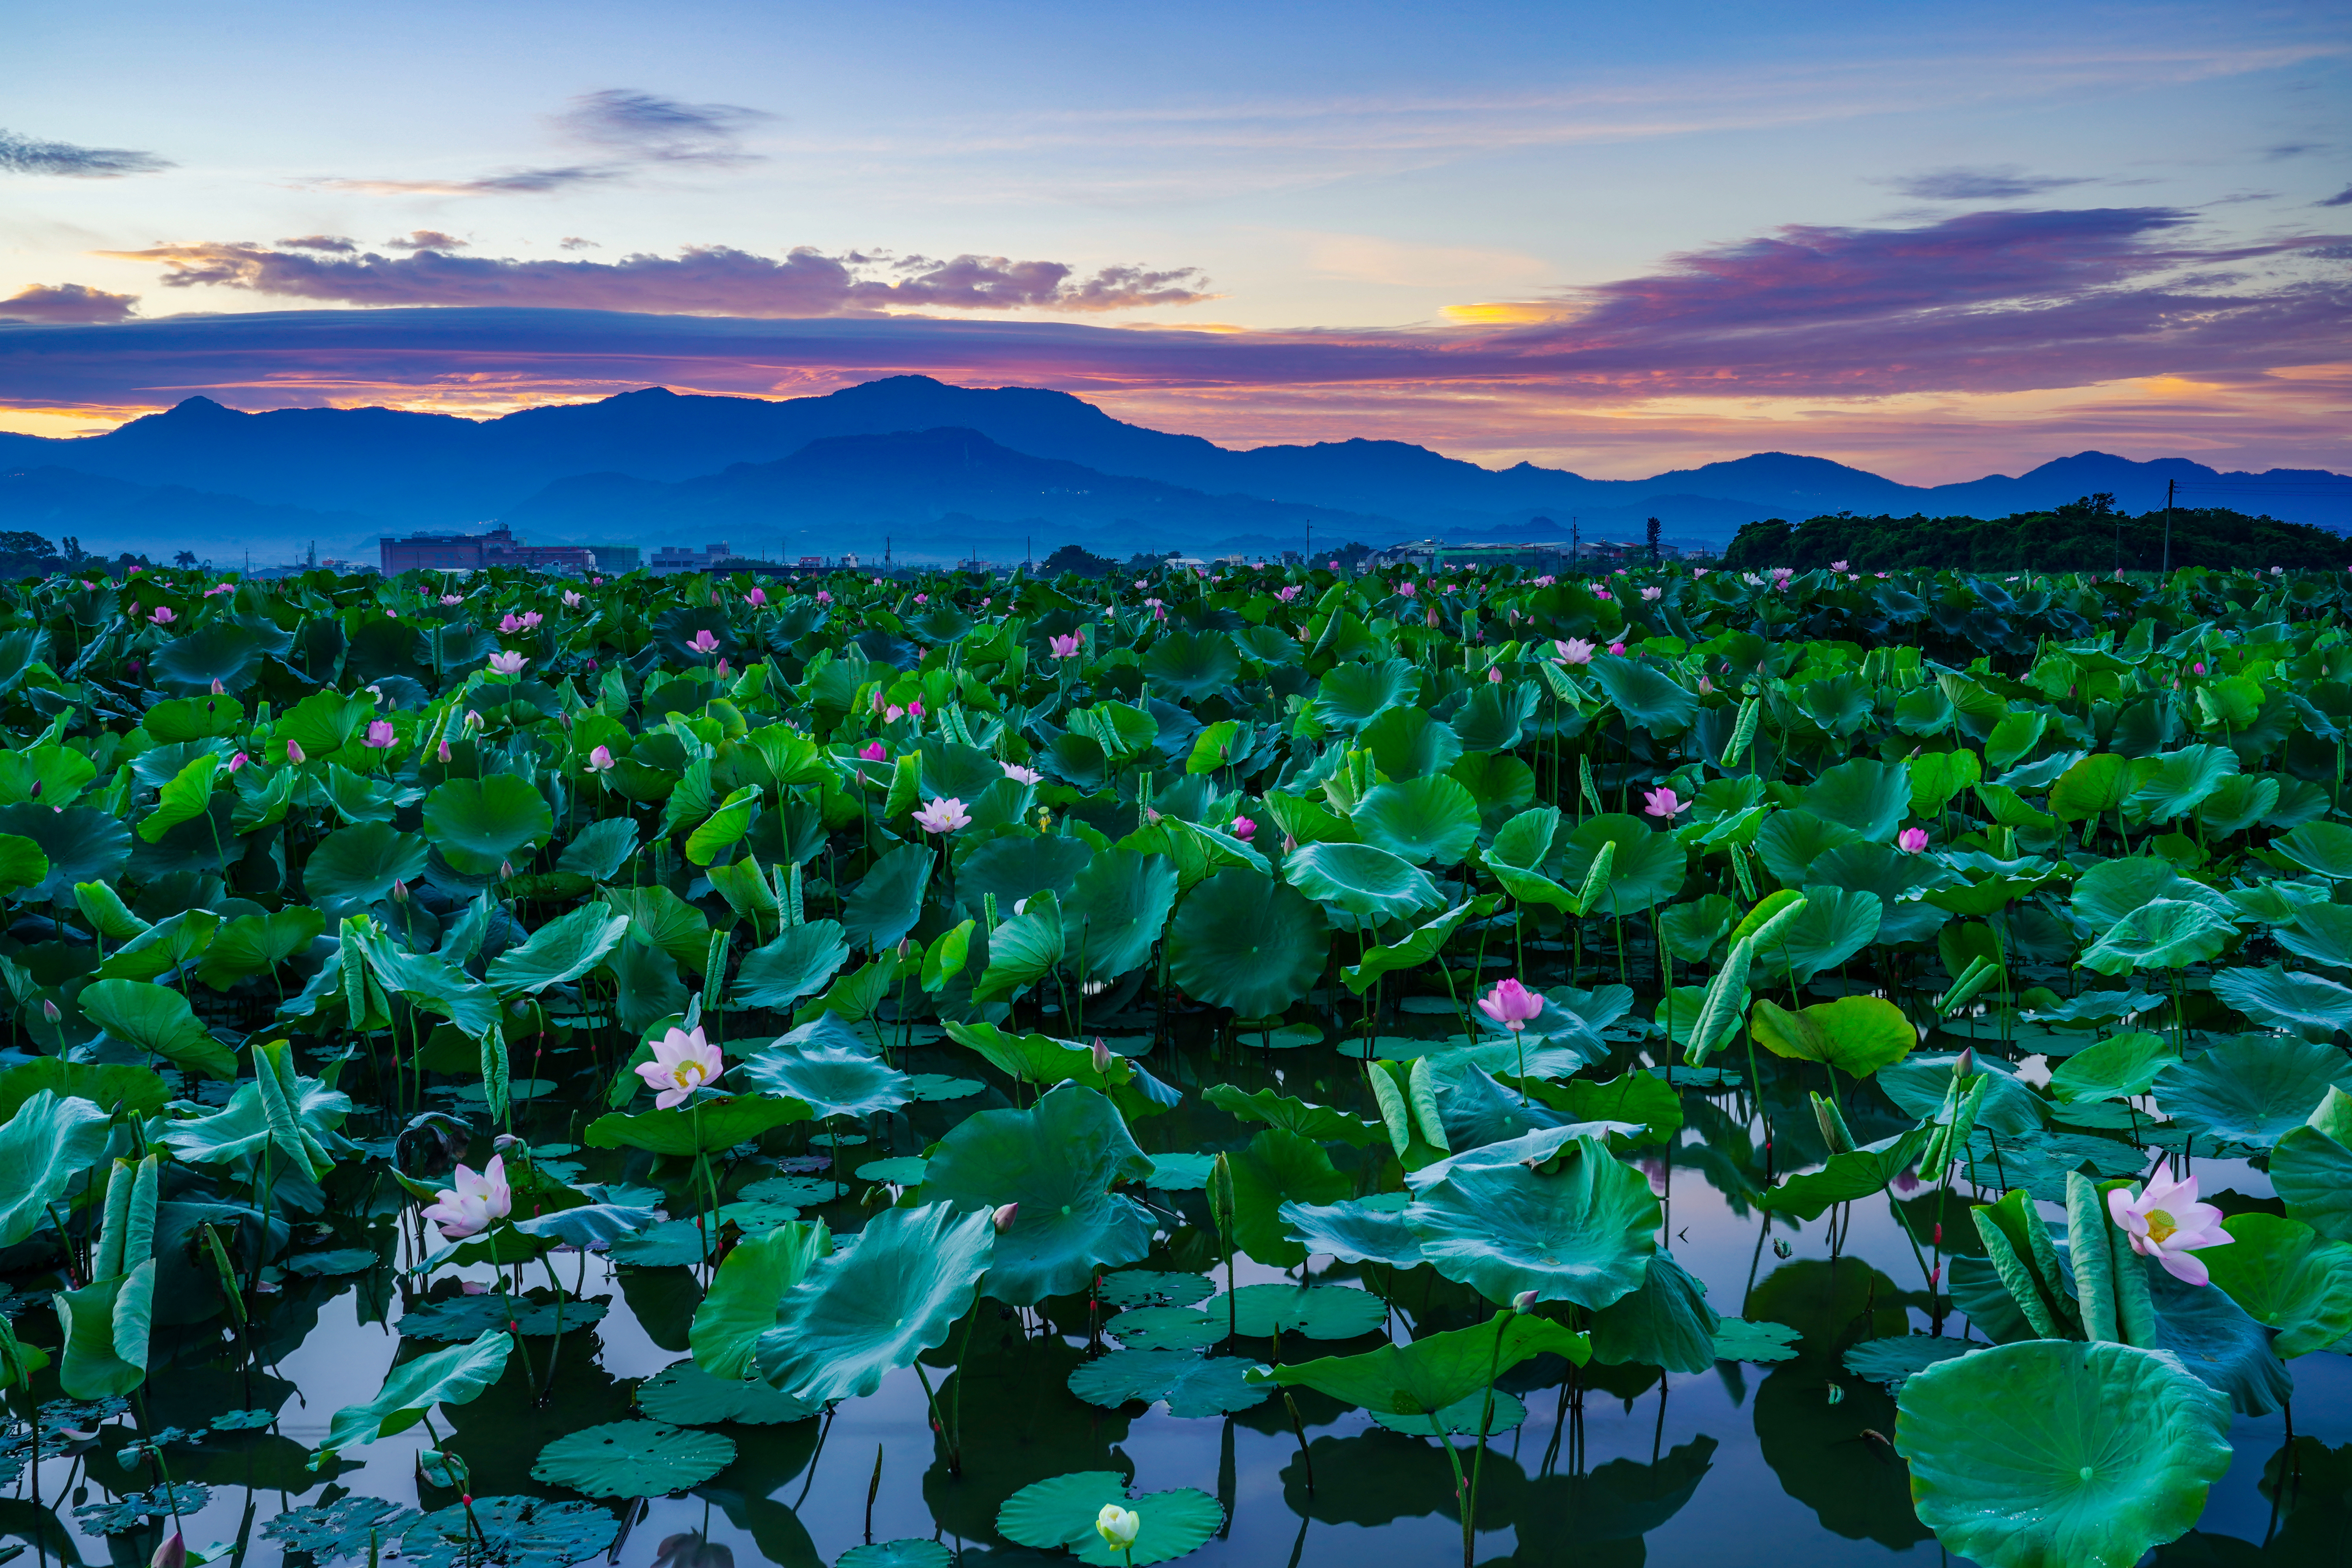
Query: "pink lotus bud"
42 999 61 1024
1092 1038 1113 1074
1510 1290 1539 1314
211 678 225 694
392 879 409 902
228 750 249 773
285 739 305 764
859 741 887 762
151 1528 186 1568
437 739 452 762
1956 1048 1975 1078
1230 815 1256 841
499 860 515 882
1608 641 1626 655
993 1203 1019 1232
1898 828 1929 853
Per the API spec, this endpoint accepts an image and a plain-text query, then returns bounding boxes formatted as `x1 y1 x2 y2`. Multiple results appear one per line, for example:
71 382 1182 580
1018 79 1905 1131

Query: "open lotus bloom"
690 629 721 653
488 650 528 674
1478 977 1543 1030
913 797 971 834
1642 786 1685 818
637 1025 724 1110
586 744 616 772
2107 1160 2230 1285
1001 760 1042 785
1049 633 1084 658
1554 637 1595 665
422 1155 513 1240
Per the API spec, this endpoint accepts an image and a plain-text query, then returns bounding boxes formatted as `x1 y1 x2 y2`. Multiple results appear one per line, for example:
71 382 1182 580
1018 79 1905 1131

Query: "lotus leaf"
531 1419 735 1498
1749 994 1916 1078
753 1201 991 1402
997 1472 1224 1567
1405 1136 1659 1308
1067 1349 1269 1417
323 1330 512 1452
2157 1034 2352 1148
1165 867 1328 1016
2199 1212 2352 1357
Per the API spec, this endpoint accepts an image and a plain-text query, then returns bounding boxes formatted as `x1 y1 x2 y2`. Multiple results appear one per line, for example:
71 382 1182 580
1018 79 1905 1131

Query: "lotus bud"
391 879 409 902
42 999 61 1023
1091 1038 1113 1074
465 709 483 731
1208 1152 1236 1231
1932 1223 1943 1247
151 1530 187 1568
228 750 248 773
499 860 515 882
1955 1048 1975 1079
210 678 225 695
29 781 40 798
494 1132 524 1152
285 738 305 764
993 1202 1019 1232
438 739 452 763
1510 1289 1539 1314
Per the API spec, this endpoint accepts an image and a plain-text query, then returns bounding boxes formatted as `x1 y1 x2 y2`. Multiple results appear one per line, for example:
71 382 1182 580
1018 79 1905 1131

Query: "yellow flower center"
2144 1208 2177 1245
671 1061 706 1089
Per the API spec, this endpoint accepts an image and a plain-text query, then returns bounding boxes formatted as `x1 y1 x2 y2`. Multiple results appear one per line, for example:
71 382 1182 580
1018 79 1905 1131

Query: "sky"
1 0 2347 480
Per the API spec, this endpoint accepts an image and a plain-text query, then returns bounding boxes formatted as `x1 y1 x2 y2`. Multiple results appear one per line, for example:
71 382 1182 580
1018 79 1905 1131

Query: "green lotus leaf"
397 1496 614 1568
2126 744 2238 822
0 1058 169 1123
2195 773 2282 834
1205 1282 1388 1341
1894 1339 2232 1568
323 1330 512 1452
0 743 96 807
1842 1334 1978 1389
1713 1317 1805 1365
2077 897 2234 975
752 1200 993 1402
1588 1253 1721 1373
486 906 630 994
1750 994 1916 1078
2274 819 2352 880
637 1357 817 1425
1104 1306 1224 1350
1759 1127 1931 1221
2048 752 2133 822
1751 885 1882 983
2047 1031 2177 1103
1753 808 1862 885
1353 775 1481 866
80 978 238 1078
999 1471 1225 1567
2198 1212 2352 1356
1801 758 1913 842
1058 847 1178 983
396 1293 609 1340
736 1038 911 1119
55 1257 154 1399
0 803 130 901
196 906 327 989
1279 1198 1426 1267
841 842 934 952
1067 1349 1269 1417
1098 1270 1216 1310
0 1089 115 1248
974 888 1067 1003
2071 857 2234 927
1143 627 1241 700
1254 1313 1590 1415
837 1543 953 1568
2157 1034 2352 1148
2211 964 2352 1042
1561 813 1687 916
1203 1083 1383 1147
1283 840 1443 925
1227 1127 1350 1267
1316 657 1421 731
1362 707 1464 783
918 1083 1155 1304
2273 1123 2352 1242
585 1093 812 1156
731 919 851 1009
608 1218 708 1268
555 817 640 879
1404 1136 1659 1308
1340 899 1474 994
531 1418 735 1498
1516 1069 1684 1147
1166 867 1329 1016
421 775 555 876
958 833 1092 910
1588 654 1697 733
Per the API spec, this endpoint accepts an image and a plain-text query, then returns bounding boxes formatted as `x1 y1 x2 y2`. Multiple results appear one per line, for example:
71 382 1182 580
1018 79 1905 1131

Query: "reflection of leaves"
263 1494 419 1560
1753 1366 1930 1548
74 1484 210 1534
1506 1437 1718 1563
924 1330 1132 1545
399 1495 618 1568
1280 1428 1519 1527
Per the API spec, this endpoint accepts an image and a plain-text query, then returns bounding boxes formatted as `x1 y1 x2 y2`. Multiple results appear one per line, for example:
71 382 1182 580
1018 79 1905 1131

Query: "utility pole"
2163 479 2175 577
1570 517 1579 568
1305 518 1312 566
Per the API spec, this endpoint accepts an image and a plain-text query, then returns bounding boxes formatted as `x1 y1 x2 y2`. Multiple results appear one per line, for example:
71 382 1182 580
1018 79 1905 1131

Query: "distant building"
649 541 735 574
586 544 641 573
380 526 593 575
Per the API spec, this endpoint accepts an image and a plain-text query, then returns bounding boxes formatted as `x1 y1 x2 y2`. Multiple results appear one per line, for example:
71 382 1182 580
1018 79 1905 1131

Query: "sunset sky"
3 0 2346 479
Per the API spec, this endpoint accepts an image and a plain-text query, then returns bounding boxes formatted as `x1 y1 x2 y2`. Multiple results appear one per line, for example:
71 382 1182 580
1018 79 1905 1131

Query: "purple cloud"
0 283 139 324
1884 165 2097 201
552 89 771 167
0 129 171 178
101 240 1215 315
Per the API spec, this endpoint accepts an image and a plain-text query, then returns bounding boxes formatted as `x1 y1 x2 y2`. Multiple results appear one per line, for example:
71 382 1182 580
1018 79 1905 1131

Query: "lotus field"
7 558 2352 1568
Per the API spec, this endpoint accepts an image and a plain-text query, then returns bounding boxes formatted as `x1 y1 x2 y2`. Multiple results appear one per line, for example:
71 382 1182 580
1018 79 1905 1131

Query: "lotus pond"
2 560 2351 1568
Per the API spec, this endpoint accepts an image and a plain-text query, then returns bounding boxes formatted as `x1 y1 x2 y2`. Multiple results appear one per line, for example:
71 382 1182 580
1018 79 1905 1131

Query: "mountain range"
2 375 2344 564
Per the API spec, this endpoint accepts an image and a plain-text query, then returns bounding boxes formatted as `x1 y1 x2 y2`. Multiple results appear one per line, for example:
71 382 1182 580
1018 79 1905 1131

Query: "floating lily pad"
835 1543 955 1568
1067 1348 1269 1417
397 1292 609 1340
1842 1335 1979 1390
263 1495 420 1559
1206 1283 1387 1340
1098 1270 1216 1310
1712 1318 1805 1365
530 1419 735 1498
1105 1307 1225 1350
742 1174 853 1205
609 1219 709 1267
637 1358 818 1426
856 1156 930 1185
285 1247 379 1276
997 1471 1225 1567
399 1495 618 1568
904 1073 985 1102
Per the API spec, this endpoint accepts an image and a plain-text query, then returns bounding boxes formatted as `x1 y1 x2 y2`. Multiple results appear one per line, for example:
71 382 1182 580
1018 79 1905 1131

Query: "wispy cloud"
550 89 772 167
0 283 139 323
2320 185 2352 207
0 129 172 178
100 239 1215 316
316 165 619 197
1882 165 2097 201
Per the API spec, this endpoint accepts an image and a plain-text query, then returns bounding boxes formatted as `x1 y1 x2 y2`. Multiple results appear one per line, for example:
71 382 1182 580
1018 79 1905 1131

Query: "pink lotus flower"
488 650 527 675
1642 786 1685 818
815 590 833 604
906 698 925 718
1608 641 1626 655
228 750 249 773
1534 574 1555 586
1397 581 1416 597
1555 637 1595 665
1477 977 1543 1031
440 593 464 605
1231 815 1256 841
1591 587 1610 600
1049 633 1084 659
885 704 906 723
1830 559 1849 572
1898 827 1930 853
437 739 452 762
1001 761 1042 785
914 797 971 834
2107 1161 2230 1285
421 1156 513 1240
1487 666 1503 682
1277 585 1301 602
151 606 176 624
499 613 526 633
860 740 887 762
636 1025 724 1110
205 583 232 597
285 739 306 764
914 593 928 604
563 590 584 608
1640 586 1662 601
362 720 396 749
745 588 767 606
586 745 616 772
689 629 720 655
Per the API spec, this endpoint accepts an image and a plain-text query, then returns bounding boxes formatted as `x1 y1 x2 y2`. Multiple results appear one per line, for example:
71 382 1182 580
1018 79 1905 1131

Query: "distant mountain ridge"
0 374 2343 561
